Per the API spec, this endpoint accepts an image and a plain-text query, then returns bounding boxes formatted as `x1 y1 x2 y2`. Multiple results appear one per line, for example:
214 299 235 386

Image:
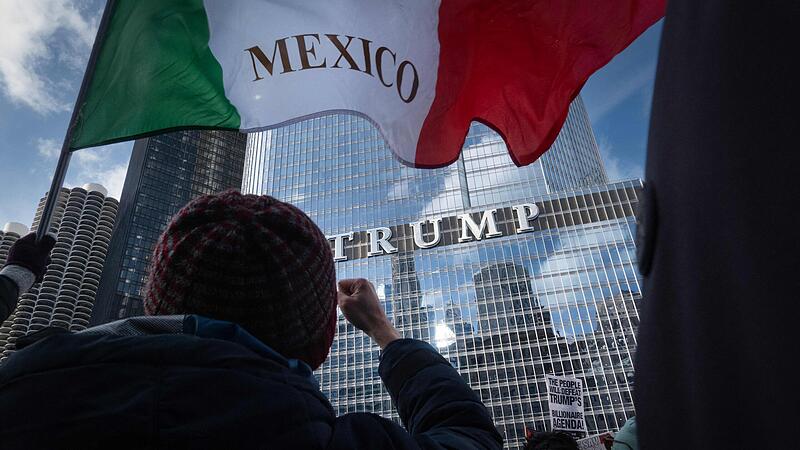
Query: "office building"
0 223 30 347
90 131 247 324
243 96 642 449
0 223 29 265
0 184 118 359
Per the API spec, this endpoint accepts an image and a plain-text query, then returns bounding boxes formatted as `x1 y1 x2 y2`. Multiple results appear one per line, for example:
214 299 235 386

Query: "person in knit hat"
143 190 338 369
0 189 502 450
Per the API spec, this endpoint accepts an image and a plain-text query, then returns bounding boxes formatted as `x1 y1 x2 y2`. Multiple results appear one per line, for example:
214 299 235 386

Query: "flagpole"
36 0 117 242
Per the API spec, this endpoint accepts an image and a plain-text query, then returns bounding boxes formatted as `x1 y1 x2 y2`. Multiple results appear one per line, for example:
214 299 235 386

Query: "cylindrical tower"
0 223 31 348
0 223 29 264
0 185 119 359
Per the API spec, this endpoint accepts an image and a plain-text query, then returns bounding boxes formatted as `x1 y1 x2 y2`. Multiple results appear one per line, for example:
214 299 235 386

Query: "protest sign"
546 374 587 433
577 432 614 450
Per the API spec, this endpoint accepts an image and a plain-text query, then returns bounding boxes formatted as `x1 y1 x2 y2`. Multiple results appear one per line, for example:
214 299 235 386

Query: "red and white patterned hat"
144 189 337 369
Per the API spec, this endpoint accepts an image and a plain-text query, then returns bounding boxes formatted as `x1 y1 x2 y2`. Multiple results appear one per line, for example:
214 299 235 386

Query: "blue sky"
0 0 662 228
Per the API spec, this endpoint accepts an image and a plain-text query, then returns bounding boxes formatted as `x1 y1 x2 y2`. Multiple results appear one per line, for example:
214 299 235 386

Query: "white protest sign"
577 432 614 450
546 374 587 433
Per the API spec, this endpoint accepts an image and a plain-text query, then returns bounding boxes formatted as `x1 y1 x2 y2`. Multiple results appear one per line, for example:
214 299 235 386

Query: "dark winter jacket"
0 314 502 450
0 274 20 322
634 1 800 449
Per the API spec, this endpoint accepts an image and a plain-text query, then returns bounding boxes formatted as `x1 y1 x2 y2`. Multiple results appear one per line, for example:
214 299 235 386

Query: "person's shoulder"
0 327 278 380
0 328 339 450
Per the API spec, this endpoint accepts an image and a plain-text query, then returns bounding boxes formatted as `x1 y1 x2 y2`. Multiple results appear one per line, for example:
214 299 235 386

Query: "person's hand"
5 233 56 282
338 278 401 349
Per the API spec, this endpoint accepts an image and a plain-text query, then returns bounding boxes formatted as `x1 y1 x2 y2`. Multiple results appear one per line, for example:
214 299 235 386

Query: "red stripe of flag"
416 0 666 168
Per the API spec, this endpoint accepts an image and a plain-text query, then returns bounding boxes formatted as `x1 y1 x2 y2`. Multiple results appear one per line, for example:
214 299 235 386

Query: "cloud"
0 0 98 113
532 221 635 337
74 148 103 163
66 143 132 200
91 163 128 199
597 135 643 181
387 166 413 201
36 137 60 160
586 62 656 124
422 175 458 216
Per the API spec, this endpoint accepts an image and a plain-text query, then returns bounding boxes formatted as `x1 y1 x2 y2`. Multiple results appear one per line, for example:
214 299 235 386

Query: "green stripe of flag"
70 0 241 150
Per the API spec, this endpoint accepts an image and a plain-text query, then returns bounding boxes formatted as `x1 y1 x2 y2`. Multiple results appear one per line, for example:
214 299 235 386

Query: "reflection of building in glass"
473 262 552 335
583 293 640 389
391 254 433 342
444 301 473 337
0 185 119 359
243 97 642 449
91 131 246 325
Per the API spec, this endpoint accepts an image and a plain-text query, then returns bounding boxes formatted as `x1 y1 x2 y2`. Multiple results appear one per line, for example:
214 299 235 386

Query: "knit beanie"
144 189 337 369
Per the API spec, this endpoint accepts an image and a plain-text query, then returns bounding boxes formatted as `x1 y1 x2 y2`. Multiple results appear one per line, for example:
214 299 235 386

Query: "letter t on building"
327 232 354 261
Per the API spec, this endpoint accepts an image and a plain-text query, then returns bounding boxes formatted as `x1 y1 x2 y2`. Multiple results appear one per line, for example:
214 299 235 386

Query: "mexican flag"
70 0 665 168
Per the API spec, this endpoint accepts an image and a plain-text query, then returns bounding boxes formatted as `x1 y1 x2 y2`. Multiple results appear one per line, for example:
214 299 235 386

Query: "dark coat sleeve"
0 274 19 323
380 339 502 449
329 339 502 450
634 1 800 449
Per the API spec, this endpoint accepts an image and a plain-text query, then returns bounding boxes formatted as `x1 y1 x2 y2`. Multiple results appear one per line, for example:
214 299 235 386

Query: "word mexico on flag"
70 0 665 168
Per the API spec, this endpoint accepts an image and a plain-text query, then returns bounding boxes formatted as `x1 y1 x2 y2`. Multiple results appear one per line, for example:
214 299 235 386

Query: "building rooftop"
2 222 29 236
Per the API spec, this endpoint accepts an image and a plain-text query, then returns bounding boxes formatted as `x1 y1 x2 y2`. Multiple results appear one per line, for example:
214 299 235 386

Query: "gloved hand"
4 233 56 283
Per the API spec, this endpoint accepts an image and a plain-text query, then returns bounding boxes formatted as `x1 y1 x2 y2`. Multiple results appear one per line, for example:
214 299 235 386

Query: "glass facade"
462 96 607 207
91 131 247 325
244 97 641 449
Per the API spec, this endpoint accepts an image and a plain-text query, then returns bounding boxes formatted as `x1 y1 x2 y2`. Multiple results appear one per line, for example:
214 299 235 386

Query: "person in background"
611 417 637 450
635 1 799 448
524 430 579 450
0 190 502 449
0 233 55 322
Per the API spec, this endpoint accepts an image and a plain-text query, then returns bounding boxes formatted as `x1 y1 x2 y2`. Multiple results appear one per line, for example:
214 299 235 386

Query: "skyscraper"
91 130 247 325
390 254 433 341
0 184 119 359
243 97 642 449
0 223 31 351
0 223 29 265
